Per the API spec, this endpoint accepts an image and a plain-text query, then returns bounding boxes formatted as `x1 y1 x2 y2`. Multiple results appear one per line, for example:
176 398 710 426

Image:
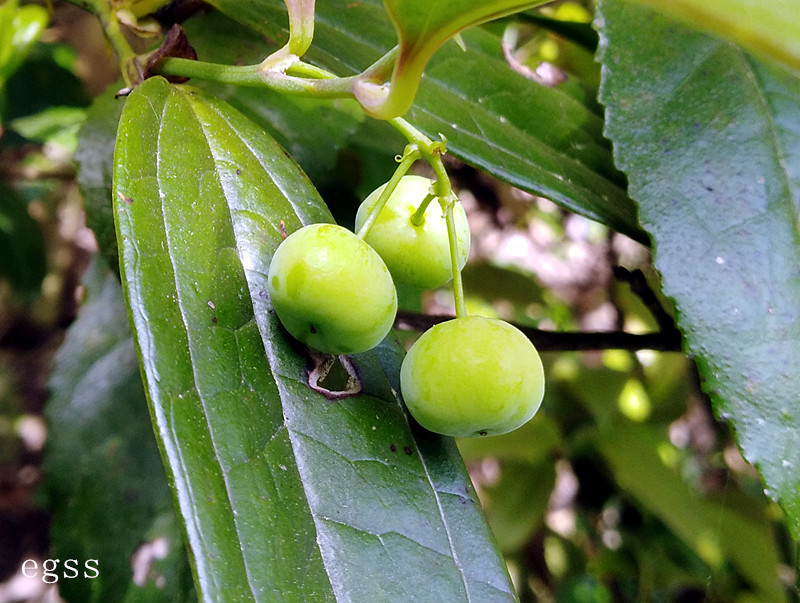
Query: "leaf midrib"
155 88 257 600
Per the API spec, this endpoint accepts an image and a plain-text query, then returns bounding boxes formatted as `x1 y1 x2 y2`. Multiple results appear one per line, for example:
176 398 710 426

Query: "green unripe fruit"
267 223 398 355
355 175 470 290
400 316 545 437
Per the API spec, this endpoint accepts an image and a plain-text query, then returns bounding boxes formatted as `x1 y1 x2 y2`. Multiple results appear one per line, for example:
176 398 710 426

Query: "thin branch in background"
394 311 683 352
613 266 678 334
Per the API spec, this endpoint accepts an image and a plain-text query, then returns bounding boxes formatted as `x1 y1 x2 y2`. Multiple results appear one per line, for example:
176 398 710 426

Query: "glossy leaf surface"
180 12 364 186
597 0 800 537
113 76 516 601
204 0 646 243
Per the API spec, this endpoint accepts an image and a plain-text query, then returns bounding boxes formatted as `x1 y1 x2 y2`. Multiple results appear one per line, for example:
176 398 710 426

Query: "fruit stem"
410 192 436 226
356 145 421 239
388 118 467 317
444 198 468 318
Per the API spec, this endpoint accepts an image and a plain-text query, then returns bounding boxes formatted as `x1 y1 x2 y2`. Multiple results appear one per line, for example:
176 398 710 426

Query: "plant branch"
154 58 358 97
394 311 683 352
613 266 677 333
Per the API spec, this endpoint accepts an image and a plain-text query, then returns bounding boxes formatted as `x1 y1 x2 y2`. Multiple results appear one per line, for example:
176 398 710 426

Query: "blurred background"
0 1 797 601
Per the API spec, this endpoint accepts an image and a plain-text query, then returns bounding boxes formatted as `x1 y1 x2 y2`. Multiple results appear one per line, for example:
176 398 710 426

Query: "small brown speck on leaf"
117 191 134 205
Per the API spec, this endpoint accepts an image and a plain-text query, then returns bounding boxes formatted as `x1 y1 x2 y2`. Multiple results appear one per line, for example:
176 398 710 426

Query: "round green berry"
267 223 397 355
355 175 470 290
400 316 545 437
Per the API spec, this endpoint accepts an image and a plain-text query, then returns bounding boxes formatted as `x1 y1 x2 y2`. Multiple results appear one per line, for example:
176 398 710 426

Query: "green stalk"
388 118 466 317
444 198 467 318
83 0 140 86
356 145 421 238
155 58 357 98
410 192 436 226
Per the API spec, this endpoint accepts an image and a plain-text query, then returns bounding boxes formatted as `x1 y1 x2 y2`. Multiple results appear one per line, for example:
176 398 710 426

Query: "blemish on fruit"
211 316 218 324
478 430 488 437
235 169 242 175
309 325 317 334
404 446 412 455
390 444 397 452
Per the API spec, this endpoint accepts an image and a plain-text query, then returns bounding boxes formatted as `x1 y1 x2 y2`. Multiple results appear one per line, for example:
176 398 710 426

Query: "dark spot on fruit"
309 325 317 334
390 444 396 452
404 446 412 455
478 430 488 436
235 169 242 175
211 316 218 324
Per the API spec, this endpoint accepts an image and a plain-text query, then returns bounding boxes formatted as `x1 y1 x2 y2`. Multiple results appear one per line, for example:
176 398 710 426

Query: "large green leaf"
113 76 516 601
43 260 195 602
596 0 800 539
621 0 800 74
203 0 646 243
354 0 549 118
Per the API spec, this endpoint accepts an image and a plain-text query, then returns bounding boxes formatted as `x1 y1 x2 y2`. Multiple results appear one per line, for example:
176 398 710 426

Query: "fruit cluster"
267 175 544 437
